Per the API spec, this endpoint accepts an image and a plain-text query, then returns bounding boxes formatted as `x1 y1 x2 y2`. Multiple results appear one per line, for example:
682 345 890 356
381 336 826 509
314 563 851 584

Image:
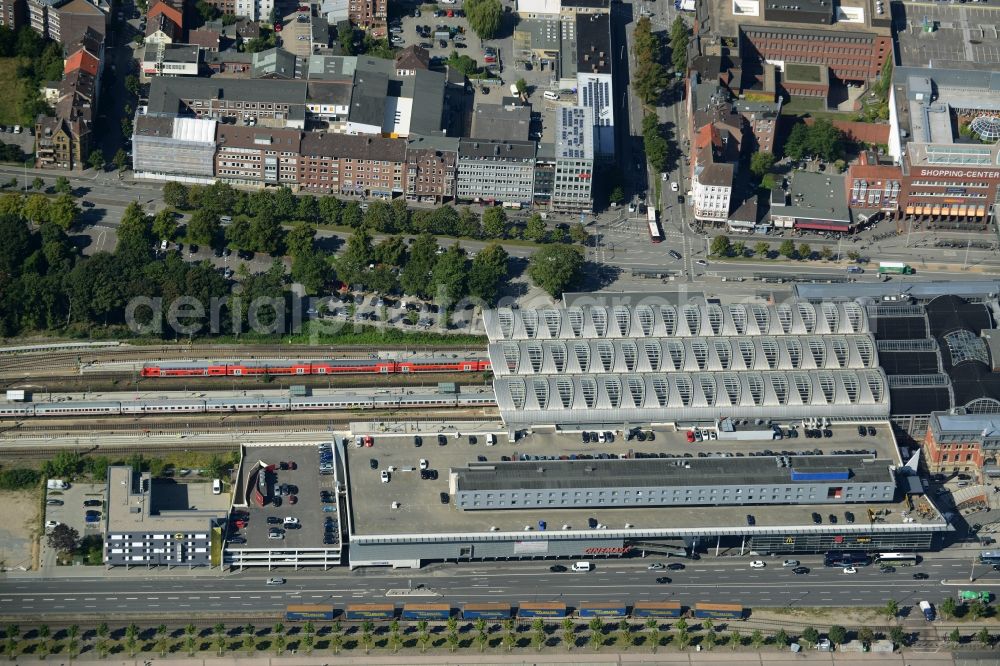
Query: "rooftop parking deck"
345 423 947 540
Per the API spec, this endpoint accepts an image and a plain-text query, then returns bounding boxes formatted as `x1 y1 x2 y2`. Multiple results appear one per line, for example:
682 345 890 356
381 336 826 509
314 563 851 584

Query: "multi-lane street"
3 553 997 619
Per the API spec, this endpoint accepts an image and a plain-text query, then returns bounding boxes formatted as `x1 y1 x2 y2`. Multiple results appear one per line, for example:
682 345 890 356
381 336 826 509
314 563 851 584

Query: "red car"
685 430 695 443
274 22 282 31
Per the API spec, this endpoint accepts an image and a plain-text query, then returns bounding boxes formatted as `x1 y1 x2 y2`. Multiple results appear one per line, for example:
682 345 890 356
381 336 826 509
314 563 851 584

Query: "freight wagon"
461 603 512 620
344 604 396 621
401 603 451 621
693 603 745 620
631 602 682 619
517 602 568 619
285 604 336 621
576 603 628 618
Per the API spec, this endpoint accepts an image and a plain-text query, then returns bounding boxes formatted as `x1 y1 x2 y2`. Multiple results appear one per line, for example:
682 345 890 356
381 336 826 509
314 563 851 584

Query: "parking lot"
43 481 106 565
232 445 340 550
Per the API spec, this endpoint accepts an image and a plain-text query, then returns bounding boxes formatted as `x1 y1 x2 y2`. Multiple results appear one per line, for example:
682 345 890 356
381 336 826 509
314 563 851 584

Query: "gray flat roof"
471 103 532 142
771 171 851 224
455 454 891 492
345 424 947 540
794 280 1000 301
897 3 1000 70
106 466 227 533
146 77 308 115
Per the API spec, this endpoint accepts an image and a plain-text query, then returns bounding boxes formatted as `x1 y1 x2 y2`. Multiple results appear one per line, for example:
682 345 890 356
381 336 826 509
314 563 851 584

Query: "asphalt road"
3 553 998 618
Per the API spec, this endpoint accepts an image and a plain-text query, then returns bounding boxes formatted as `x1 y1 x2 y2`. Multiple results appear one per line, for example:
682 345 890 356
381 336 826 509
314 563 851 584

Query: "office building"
551 105 593 212
215 123 302 188
297 131 406 197
457 138 536 206
575 12 614 158
104 465 227 569
924 412 1000 479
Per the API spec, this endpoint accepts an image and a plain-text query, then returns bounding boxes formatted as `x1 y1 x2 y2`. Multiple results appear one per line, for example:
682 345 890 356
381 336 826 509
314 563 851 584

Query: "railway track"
0 343 484 378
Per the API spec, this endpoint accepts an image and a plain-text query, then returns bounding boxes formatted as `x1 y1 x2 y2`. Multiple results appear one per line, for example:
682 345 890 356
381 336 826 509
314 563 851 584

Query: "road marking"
84 598 95 601
64 598 76 601
126 597 137 600
42 598 54 601
209 596 220 599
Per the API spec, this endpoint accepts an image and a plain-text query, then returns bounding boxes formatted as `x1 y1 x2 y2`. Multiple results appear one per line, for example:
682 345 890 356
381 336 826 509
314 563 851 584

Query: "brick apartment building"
215 124 302 189
845 151 902 221
404 135 458 203
349 0 386 32
298 132 406 197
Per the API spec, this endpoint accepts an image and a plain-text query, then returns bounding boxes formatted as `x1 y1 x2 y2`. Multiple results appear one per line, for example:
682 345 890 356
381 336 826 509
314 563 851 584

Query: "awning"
979 206 987 217
795 221 851 232
959 205 968 217
915 206 925 216
905 205 915 216
931 205 941 216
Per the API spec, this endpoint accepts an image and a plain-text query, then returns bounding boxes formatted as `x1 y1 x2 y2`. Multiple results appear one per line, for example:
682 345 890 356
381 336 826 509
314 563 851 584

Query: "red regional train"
140 358 493 377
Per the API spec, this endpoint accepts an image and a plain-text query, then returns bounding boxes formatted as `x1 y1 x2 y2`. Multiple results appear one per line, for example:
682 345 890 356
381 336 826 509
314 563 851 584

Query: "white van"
212 479 222 494
543 91 560 101
571 561 592 572
47 479 69 490
486 433 496 446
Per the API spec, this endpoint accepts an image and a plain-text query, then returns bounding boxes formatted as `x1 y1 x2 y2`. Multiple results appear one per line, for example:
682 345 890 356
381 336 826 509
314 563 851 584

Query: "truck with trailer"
959 590 992 604
285 604 336 621
345 604 396 621
576 602 628 618
401 603 451 621
517 602 567 618
693 603 745 620
919 600 935 621
878 261 913 274
632 601 682 618
461 603 511 620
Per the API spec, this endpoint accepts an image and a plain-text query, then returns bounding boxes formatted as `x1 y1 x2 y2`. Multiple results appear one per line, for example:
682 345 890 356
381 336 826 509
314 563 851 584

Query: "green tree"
415 620 429 653
888 626 905 648
31 176 44 191
801 626 819 647
828 625 846 647
562 617 574 651
87 148 104 171
329 621 343 654
4 624 18 661
248 210 283 255
272 622 286 655
187 208 221 247
114 148 129 172
184 623 197 656
645 618 660 653
22 193 49 224
342 201 363 228
156 623 168 657
948 628 961 647
858 626 874 647
711 235 732 257
468 242 509 305
214 622 227 656
976 626 993 648
774 628 788 648
750 629 765 649
447 51 479 76
702 630 716 650
820 245 833 260
53 176 71 195
524 213 547 242
783 123 809 161
399 233 439 298
474 618 488 652
374 235 407 267
527 244 583 297
339 24 356 55
883 599 899 621
669 16 689 73
94 623 108 658
319 195 342 224
292 249 332 294
482 206 508 238
732 240 747 258
388 619 402 654
728 630 742 650
749 152 776 178
465 0 503 39
798 243 812 259
432 242 468 303
526 617 543 651
337 227 374 288
65 625 79 659
362 199 395 232
124 625 139 656
941 597 957 619
502 619 516 652
361 620 375 654
609 185 626 205
163 181 189 209
614 620 632 650
47 193 80 230
242 624 256 655
969 599 987 620
779 239 796 258
152 209 178 242
37 624 50 658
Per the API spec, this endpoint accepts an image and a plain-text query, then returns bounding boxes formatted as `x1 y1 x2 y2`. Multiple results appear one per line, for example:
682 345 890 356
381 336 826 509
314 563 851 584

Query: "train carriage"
32 401 123 416
205 397 291 412
120 399 207 415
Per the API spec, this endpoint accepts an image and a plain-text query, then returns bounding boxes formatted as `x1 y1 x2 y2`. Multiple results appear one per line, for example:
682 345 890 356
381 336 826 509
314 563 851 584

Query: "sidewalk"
47 648 962 666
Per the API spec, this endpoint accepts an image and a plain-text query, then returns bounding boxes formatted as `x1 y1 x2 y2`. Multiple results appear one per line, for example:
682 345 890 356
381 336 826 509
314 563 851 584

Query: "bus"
876 552 920 566
878 261 913 274
824 550 871 567
647 208 662 243
979 550 1000 565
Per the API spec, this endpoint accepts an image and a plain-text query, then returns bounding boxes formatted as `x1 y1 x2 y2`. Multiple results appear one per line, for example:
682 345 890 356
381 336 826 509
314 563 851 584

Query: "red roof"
148 0 183 29
64 49 99 77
